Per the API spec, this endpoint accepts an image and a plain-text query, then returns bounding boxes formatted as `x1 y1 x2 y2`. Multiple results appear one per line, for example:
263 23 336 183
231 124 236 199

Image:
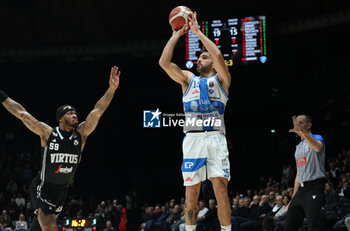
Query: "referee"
285 114 328 231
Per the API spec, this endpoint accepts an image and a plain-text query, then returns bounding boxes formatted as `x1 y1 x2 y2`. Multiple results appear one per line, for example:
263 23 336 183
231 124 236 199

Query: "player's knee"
213 182 228 198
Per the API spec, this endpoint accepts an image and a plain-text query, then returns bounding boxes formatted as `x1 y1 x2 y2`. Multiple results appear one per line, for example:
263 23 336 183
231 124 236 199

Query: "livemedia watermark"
143 108 222 128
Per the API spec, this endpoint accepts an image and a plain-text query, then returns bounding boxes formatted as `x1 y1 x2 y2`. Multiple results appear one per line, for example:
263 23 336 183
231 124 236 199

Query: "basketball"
169 6 193 31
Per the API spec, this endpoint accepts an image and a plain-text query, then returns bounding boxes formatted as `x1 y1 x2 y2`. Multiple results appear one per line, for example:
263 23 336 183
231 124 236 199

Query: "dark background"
1 0 350 205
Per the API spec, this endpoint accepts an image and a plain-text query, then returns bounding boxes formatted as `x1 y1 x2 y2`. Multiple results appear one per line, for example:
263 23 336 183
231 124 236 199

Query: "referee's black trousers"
284 179 329 231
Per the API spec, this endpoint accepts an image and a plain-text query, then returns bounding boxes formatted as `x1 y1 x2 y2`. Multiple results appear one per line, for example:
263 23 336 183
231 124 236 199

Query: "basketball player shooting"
0 66 121 231
159 12 232 231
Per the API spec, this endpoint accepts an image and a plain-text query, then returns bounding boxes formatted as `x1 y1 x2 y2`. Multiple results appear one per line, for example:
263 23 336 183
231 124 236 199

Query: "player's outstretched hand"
109 66 121 90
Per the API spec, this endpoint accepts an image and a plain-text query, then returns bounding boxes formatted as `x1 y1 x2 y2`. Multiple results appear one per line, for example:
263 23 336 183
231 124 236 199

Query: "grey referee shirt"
295 134 325 184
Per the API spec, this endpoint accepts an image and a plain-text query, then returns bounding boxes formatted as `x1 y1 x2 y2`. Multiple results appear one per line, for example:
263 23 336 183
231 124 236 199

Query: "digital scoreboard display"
185 16 267 69
62 218 97 231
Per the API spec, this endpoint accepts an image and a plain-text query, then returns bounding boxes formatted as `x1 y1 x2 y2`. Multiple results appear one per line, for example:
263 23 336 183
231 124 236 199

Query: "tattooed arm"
77 66 121 149
2 97 52 147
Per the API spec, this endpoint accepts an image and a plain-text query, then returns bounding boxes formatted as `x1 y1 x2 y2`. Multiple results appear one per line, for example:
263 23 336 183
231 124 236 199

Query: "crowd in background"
1 146 350 231
136 148 350 231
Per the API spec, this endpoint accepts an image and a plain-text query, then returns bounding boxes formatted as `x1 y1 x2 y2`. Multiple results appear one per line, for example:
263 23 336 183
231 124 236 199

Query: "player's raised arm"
159 27 193 92
77 66 120 139
0 90 52 146
189 12 231 94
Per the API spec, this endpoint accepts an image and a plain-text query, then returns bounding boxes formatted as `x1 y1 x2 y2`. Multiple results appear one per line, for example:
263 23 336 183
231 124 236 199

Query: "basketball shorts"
30 176 68 216
181 131 230 186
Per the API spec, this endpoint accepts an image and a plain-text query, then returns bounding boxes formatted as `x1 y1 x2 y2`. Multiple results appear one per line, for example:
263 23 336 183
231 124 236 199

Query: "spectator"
334 213 350 230
239 195 272 231
110 200 121 229
197 200 209 221
139 206 154 230
339 176 350 198
14 213 28 231
231 198 249 218
326 171 338 188
15 193 25 209
151 206 171 231
324 182 340 226
169 199 176 209
7 197 20 221
0 210 11 230
232 198 239 210
246 189 253 200
6 179 18 194
267 191 275 208
263 195 290 231
329 161 341 181
231 195 260 231
197 199 218 229
345 216 350 231
95 203 108 230
119 204 127 231
169 205 185 231
104 220 115 231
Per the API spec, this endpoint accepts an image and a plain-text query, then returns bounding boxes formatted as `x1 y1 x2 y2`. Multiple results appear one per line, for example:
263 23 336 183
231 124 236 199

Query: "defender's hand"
109 66 121 90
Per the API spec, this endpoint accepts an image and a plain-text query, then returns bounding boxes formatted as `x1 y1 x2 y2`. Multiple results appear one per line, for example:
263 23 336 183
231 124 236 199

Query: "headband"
56 106 77 121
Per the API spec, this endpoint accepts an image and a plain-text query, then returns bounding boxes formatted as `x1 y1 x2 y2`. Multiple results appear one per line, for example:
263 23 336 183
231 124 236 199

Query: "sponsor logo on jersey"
54 164 73 174
192 89 199 94
50 153 79 164
296 156 307 168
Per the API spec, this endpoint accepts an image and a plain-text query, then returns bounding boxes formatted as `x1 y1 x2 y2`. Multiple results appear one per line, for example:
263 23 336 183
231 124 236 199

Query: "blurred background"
0 0 350 229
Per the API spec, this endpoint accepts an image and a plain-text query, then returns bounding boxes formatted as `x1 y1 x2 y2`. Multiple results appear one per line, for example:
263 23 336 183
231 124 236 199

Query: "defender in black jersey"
0 66 121 231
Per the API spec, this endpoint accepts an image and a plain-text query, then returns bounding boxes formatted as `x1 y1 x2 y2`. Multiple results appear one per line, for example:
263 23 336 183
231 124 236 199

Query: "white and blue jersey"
182 74 228 133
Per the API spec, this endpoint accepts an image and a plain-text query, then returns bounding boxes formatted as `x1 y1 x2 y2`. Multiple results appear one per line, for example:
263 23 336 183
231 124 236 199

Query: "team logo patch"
223 168 230 178
73 140 79 146
296 157 307 168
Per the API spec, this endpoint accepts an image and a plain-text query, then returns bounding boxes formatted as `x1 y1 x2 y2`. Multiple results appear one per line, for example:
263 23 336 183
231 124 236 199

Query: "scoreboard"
61 218 97 231
185 15 267 69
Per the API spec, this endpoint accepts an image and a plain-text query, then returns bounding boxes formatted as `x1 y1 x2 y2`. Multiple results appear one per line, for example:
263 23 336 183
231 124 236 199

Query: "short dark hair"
200 47 208 54
298 113 313 124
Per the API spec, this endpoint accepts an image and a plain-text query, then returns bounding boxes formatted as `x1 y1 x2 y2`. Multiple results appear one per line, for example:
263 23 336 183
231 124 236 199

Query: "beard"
196 63 212 75
64 118 78 129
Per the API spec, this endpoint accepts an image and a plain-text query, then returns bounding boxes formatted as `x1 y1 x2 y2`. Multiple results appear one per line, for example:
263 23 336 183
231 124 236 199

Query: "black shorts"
285 178 327 231
30 176 68 216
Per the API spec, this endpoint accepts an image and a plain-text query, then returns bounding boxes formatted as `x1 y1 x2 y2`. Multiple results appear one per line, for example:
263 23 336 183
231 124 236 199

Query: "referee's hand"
289 115 304 135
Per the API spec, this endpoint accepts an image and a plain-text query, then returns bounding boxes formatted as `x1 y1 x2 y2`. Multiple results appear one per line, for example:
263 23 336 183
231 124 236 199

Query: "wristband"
0 90 8 103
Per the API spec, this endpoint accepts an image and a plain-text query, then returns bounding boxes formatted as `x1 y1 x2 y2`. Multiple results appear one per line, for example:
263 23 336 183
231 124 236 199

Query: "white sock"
221 224 231 231
185 225 196 231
